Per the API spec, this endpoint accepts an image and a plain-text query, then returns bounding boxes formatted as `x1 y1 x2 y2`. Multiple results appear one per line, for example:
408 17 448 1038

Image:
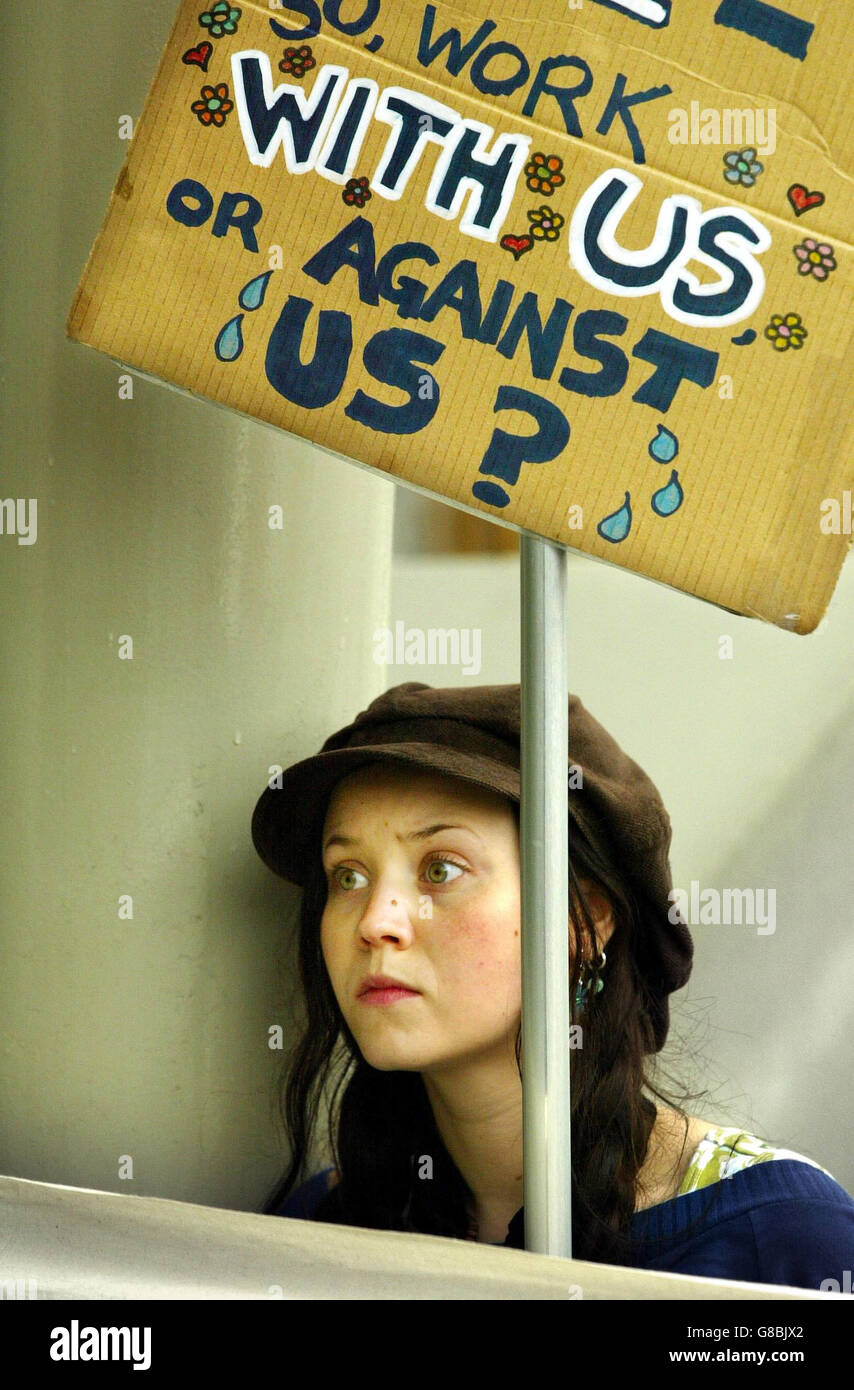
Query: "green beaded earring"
574 949 606 1011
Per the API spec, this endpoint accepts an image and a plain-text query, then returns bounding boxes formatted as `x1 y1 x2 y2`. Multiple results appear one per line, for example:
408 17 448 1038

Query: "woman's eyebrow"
323 823 482 852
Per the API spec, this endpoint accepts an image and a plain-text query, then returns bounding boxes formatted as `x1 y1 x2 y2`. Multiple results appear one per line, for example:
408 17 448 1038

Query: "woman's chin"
352 1028 436 1072
361 1044 427 1072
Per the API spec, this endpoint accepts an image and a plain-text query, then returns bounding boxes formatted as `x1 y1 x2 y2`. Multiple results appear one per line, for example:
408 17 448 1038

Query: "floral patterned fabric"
677 1125 833 1197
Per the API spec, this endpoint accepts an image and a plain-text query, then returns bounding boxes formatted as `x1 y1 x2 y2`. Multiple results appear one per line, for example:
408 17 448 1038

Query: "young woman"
252 681 854 1290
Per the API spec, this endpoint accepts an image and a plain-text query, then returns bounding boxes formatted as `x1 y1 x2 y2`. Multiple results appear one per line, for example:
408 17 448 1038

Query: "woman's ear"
572 877 616 955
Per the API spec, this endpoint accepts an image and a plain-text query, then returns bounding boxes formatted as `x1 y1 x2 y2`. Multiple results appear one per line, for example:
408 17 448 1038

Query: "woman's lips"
358 986 421 1006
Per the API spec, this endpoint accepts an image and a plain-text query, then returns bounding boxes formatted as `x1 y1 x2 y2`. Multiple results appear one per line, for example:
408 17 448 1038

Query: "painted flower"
527 206 565 241
524 152 565 195
723 147 763 186
191 82 234 125
199 2 241 38
278 45 316 78
764 312 807 351
343 176 371 208
793 238 836 281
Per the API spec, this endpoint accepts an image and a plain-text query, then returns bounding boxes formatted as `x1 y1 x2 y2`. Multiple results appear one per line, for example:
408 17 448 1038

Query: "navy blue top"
273 1160 854 1292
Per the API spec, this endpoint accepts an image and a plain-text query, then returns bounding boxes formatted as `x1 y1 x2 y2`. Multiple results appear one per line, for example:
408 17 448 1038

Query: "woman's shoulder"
635 1119 854 1290
273 1166 339 1220
677 1122 837 1196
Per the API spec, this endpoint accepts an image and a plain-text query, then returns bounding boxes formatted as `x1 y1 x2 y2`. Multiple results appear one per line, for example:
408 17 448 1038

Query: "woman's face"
319 761 522 1073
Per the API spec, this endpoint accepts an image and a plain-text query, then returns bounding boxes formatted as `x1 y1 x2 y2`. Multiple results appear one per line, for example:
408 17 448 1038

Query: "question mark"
472 386 570 508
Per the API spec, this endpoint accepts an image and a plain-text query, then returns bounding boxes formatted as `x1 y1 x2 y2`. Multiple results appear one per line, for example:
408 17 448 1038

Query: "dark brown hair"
261 780 707 1262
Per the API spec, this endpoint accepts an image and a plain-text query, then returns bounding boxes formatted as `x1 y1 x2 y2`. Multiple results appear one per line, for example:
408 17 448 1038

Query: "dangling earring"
574 948 606 1011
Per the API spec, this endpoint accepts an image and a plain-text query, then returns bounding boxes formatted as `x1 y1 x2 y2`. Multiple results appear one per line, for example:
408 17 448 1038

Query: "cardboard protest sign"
67 0 853 633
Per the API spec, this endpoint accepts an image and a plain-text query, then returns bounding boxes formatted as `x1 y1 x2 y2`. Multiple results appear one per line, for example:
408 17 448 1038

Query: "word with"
230 52 530 242
50 1322 151 1371
820 493 854 534
0 497 37 545
667 103 776 156
668 881 776 934
373 621 482 676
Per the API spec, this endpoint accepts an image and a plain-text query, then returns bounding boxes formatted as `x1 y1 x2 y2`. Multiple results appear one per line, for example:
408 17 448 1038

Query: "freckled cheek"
438 910 521 993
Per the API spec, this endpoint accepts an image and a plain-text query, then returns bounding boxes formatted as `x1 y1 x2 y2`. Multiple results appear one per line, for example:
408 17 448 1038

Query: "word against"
668 881 776 935
820 493 854 534
373 622 482 676
50 1322 151 1371
668 103 776 156
0 497 37 545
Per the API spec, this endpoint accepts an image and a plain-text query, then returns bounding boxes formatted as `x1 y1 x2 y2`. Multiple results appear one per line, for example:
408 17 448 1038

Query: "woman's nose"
358 883 415 945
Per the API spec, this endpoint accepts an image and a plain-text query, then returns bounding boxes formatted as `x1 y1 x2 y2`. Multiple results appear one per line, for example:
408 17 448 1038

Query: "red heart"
183 42 213 71
501 233 533 260
787 183 825 216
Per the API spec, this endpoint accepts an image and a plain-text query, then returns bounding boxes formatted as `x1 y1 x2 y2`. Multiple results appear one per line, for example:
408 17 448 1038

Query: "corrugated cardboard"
67 0 853 633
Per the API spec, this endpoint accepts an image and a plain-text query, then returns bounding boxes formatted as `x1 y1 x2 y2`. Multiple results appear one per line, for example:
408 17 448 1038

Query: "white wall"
0 0 395 1211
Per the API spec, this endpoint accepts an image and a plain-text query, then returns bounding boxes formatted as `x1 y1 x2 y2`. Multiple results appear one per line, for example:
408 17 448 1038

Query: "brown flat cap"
251 681 692 1051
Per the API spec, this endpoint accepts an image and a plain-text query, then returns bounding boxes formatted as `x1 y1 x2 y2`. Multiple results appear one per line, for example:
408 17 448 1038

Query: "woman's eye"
332 866 368 891
424 858 464 885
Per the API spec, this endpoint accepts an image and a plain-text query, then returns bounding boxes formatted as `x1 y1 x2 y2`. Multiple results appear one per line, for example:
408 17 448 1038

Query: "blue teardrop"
238 271 273 312
649 424 679 463
651 469 684 517
597 491 632 544
215 314 244 362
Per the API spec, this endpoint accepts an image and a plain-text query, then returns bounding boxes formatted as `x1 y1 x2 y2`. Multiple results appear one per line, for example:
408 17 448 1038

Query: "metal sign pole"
520 534 571 1258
